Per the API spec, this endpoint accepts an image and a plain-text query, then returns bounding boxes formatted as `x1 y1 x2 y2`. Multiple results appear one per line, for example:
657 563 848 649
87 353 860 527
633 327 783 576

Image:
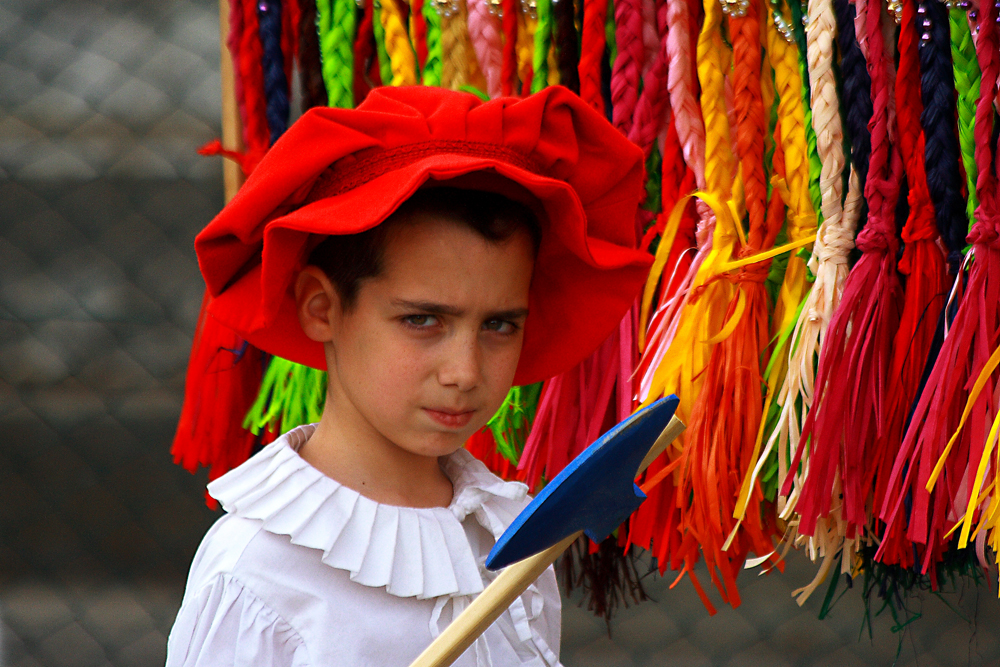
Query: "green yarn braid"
422 0 443 86
532 0 553 92
950 7 980 232
373 1 394 88
316 0 355 109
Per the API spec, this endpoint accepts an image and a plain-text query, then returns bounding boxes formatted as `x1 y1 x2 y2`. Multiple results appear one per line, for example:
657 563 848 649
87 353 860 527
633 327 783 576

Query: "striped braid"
379 0 419 86
421 0 443 86
665 0 706 189
918 0 964 264
296 0 327 110
627 0 670 156
578 0 608 111
949 7 980 235
466 0 503 97
319 0 355 108
612 0 644 136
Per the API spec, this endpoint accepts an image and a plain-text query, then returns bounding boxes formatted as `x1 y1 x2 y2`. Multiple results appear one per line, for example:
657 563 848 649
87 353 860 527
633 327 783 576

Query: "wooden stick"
409 415 686 667
218 0 244 204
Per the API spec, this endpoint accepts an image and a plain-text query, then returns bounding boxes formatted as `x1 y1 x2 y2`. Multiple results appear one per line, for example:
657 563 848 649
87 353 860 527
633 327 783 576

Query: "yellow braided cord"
763 1 817 366
696 0 735 200
379 0 419 85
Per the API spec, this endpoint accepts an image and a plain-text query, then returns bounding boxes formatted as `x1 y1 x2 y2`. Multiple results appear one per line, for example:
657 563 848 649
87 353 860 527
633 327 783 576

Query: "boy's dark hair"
308 186 542 309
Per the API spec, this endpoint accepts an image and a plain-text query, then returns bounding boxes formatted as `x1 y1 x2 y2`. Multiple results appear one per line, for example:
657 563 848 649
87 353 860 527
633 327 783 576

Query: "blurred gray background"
2 1 999 665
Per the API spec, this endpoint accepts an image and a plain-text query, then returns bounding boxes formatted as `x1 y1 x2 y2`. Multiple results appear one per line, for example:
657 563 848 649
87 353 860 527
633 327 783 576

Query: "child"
166 85 651 666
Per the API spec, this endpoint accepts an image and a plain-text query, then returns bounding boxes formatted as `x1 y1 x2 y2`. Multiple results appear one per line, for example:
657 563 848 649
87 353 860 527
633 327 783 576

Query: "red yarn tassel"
172 292 264 508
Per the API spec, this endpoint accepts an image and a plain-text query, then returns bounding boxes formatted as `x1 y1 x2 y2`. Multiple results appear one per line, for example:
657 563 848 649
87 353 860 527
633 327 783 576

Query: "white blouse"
166 424 562 667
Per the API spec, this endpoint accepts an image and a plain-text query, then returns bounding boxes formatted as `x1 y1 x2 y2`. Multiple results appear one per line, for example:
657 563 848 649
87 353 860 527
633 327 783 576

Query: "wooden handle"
409 415 686 667
409 531 581 667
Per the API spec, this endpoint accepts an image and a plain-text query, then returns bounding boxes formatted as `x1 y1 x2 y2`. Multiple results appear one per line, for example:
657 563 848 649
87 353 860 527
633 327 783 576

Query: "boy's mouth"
423 408 476 429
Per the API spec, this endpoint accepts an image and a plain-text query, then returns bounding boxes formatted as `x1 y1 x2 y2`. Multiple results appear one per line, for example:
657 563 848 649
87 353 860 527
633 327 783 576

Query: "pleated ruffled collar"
207 424 529 600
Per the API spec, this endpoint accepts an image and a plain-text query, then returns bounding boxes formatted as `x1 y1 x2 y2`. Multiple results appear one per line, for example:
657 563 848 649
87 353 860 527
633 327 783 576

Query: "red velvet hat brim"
196 86 652 385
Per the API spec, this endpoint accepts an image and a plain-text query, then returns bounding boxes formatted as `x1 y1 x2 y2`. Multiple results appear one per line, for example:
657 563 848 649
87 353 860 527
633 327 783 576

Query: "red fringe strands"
879 0 1000 577
172 294 265 508
872 0 949 568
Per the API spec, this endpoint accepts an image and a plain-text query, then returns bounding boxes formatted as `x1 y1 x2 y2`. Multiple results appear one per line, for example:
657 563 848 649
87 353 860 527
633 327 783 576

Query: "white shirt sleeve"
166 573 311 667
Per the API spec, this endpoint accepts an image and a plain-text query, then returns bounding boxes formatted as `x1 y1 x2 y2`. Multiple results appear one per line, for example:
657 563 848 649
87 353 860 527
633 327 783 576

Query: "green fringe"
244 357 328 436
487 383 543 465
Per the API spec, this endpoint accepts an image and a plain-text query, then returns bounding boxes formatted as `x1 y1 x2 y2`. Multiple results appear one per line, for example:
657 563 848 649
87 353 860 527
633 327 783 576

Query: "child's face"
321 214 535 462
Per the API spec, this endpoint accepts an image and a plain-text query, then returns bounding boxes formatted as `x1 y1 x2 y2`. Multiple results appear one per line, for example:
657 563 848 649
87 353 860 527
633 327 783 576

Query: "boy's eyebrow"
391 299 529 319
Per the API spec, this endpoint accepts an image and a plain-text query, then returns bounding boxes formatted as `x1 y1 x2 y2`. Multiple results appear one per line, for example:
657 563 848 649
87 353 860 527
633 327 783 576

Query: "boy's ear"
294 266 341 343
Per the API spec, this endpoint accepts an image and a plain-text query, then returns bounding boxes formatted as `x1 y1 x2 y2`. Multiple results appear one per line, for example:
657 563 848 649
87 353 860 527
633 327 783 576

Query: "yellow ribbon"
926 344 1000 493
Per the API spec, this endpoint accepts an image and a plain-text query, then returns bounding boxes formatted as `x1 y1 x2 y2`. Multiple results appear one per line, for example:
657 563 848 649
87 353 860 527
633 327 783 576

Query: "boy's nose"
438 334 484 391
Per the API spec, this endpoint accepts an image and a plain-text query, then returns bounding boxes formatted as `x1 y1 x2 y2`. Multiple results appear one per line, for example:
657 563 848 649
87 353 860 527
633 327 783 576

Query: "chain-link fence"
2 1 1000 665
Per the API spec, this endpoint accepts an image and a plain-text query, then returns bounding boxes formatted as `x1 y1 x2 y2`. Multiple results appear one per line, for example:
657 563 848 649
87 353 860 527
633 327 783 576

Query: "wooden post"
219 0 244 203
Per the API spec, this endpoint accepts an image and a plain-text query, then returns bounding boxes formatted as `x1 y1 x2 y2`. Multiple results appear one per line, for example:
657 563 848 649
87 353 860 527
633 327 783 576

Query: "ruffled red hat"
196 85 650 385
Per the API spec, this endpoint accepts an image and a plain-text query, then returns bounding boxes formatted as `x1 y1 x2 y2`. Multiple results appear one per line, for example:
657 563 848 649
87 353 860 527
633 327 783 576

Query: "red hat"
196 85 651 385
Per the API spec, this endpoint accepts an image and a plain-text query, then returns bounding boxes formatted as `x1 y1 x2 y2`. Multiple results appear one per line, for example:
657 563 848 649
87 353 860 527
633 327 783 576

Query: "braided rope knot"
967 219 1000 250
814 225 855 264
855 220 899 255
900 206 940 244
733 257 771 284
787 211 818 241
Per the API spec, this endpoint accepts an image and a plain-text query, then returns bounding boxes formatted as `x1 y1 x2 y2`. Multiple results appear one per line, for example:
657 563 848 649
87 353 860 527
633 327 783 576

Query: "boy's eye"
403 314 439 328
483 319 518 334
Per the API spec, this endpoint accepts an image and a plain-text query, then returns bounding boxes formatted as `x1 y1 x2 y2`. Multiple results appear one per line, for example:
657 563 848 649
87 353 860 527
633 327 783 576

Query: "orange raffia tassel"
879 0 1000 575
628 108 698 561
871 0 948 567
672 0 783 608
783 0 904 541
